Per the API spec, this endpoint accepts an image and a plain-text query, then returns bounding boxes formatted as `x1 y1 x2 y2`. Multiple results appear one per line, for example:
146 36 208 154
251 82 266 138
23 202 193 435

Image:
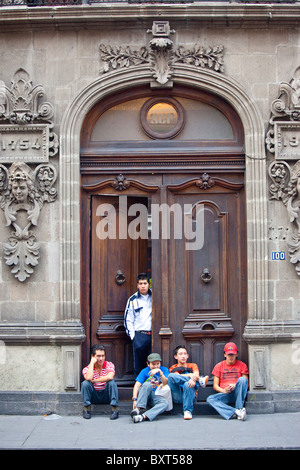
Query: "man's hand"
90 356 97 366
188 377 197 388
224 384 236 393
148 368 161 377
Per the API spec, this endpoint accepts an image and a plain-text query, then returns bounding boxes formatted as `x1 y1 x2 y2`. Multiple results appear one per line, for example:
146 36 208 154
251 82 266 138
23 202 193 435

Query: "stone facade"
0 3 299 411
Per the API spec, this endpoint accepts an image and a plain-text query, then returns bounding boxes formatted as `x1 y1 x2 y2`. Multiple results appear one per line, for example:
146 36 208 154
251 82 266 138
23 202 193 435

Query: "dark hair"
173 345 187 356
91 344 105 356
137 273 149 283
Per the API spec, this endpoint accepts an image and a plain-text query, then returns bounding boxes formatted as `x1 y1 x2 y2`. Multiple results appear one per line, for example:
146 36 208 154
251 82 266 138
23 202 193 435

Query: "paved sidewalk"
0 411 299 451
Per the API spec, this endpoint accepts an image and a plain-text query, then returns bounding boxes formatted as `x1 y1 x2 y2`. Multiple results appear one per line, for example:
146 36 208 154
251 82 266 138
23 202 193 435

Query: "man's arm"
187 364 200 387
213 375 223 393
92 371 115 383
124 298 135 340
212 375 233 394
132 381 142 409
149 368 168 386
83 356 97 381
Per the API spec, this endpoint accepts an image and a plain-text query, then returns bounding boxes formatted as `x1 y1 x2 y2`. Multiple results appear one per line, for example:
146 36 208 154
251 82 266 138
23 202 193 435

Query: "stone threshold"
0 389 299 416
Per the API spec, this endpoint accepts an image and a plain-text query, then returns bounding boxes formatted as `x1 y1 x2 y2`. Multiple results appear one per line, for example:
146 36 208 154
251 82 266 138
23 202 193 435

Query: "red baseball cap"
224 342 238 355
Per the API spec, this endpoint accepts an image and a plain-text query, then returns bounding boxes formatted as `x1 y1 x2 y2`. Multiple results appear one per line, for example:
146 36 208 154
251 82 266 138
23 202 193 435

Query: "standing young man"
168 345 209 420
124 273 152 378
206 342 249 420
81 344 119 420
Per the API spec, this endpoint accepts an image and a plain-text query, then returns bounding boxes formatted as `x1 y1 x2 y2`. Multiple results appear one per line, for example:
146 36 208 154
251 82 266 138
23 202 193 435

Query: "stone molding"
0 321 85 345
0 5 300 30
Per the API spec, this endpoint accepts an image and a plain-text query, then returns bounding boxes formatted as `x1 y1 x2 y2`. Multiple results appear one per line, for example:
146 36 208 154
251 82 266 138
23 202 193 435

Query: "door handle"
115 269 126 285
201 268 212 283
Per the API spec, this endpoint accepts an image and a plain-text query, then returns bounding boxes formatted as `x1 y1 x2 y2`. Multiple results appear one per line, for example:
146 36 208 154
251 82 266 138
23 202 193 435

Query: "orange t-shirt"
169 363 199 375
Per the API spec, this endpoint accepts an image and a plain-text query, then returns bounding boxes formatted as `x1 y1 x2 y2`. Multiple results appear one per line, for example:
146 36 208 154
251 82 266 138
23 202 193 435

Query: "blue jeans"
81 379 118 407
168 373 199 414
206 377 248 420
136 381 169 421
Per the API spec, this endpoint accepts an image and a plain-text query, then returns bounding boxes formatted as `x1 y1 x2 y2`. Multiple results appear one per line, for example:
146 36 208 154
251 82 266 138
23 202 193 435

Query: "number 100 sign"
271 251 285 260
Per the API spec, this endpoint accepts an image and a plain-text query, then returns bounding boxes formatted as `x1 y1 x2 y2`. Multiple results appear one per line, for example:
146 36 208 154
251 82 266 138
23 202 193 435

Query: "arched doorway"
80 83 247 387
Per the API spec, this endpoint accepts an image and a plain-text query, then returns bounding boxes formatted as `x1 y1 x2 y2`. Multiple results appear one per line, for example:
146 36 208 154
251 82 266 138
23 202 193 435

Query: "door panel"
90 195 148 384
153 178 247 379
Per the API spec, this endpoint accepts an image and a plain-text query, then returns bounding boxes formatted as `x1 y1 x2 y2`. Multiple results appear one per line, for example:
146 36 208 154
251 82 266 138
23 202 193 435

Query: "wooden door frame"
80 84 247 370
80 178 160 368
60 66 268 389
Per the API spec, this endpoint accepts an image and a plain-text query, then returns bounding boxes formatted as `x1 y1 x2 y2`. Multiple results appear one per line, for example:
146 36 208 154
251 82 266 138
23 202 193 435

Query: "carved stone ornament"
99 21 224 86
267 68 300 276
266 66 300 159
0 69 59 281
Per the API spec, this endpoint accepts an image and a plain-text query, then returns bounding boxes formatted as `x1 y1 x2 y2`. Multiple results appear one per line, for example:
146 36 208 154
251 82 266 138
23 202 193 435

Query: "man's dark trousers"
133 331 151 378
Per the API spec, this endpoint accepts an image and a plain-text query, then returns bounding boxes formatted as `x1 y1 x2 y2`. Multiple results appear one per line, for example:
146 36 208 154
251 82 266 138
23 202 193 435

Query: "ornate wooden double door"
80 85 247 385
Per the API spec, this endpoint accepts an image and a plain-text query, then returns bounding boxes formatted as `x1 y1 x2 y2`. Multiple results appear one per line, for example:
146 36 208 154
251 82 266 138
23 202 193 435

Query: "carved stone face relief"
267 67 300 277
0 69 58 281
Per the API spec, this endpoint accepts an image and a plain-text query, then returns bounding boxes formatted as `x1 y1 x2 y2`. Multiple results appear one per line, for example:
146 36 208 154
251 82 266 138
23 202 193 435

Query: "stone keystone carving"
0 69 59 281
99 21 224 86
267 68 300 276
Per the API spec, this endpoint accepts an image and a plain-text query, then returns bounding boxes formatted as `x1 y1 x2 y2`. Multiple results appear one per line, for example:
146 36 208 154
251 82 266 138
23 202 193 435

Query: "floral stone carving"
100 21 224 86
267 68 300 276
0 69 58 281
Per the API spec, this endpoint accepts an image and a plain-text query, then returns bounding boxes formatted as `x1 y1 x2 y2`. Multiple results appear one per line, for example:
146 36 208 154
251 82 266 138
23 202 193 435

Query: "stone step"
0 390 299 416
0 388 215 416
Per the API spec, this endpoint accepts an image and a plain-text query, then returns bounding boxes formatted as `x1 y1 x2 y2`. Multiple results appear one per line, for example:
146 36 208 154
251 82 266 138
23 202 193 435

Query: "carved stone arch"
60 64 268 336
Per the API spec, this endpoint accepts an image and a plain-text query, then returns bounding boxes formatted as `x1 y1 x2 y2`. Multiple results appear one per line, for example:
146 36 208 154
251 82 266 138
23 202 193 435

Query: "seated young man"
131 352 170 423
206 342 249 421
81 344 119 420
168 345 209 420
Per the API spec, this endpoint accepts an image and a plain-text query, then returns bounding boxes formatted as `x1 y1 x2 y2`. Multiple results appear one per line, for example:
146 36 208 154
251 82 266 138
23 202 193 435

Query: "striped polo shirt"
82 361 115 391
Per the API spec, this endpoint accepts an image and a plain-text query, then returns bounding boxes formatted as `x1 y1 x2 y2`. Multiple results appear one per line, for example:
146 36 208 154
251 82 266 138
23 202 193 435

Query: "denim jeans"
206 377 248 420
168 373 199 413
81 379 118 407
136 381 169 421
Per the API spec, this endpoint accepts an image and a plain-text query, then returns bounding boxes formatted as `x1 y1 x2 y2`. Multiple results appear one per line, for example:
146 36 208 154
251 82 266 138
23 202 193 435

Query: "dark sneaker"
83 407 91 419
110 410 119 420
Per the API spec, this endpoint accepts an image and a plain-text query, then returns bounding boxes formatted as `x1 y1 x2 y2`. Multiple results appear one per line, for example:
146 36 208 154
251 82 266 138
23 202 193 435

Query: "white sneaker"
133 414 145 423
130 408 140 418
199 375 209 387
235 407 247 421
184 411 193 420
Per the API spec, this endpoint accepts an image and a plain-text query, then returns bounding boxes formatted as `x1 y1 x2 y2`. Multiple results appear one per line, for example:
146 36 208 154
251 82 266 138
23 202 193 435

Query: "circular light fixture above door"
140 97 185 139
